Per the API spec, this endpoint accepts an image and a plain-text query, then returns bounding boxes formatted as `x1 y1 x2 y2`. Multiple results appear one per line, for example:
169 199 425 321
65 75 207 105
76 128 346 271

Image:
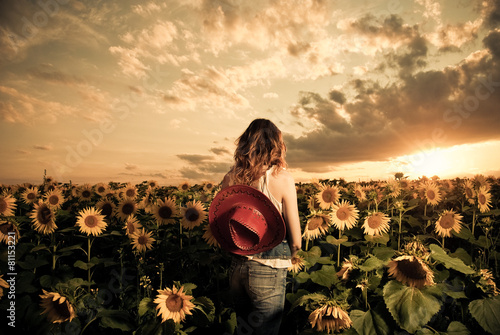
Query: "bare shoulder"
272 167 295 190
221 171 232 189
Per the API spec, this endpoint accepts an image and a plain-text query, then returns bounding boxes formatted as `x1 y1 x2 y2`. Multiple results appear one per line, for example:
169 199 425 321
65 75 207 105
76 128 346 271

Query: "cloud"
209 146 231 156
33 144 52 151
125 163 138 170
285 37 500 173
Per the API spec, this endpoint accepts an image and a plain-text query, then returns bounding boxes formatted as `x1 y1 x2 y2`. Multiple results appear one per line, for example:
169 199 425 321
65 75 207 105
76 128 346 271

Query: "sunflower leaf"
138 297 155 317
383 280 442 333
350 309 391 335
429 244 475 274
74 260 94 270
310 265 338 288
468 296 500 334
359 256 385 272
446 321 470 335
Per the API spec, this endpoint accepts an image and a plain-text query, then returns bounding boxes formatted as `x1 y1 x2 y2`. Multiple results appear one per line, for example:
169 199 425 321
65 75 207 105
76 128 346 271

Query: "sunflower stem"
51 233 56 271
398 210 402 252
337 229 342 268
179 220 183 250
472 206 476 236
87 237 93 293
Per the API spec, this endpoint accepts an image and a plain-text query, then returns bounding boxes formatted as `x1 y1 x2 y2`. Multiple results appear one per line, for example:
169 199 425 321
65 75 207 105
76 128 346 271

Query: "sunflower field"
0 174 499 335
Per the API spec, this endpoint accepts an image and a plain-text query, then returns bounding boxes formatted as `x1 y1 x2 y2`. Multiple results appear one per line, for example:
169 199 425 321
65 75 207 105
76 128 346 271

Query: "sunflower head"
30 201 58 235
202 224 220 248
308 302 353 334
154 285 195 324
387 255 434 289
303 212 331 240
362 212 390 236
39 290 77 323
434 209 463 238
153 198 178 225
316 184 341 209
288 254 305 274
0 220 20 244
181 200 207 230
131 228 155 253
76 207 107 236
44 188 65 209
330 200 359 231
0 194 17 217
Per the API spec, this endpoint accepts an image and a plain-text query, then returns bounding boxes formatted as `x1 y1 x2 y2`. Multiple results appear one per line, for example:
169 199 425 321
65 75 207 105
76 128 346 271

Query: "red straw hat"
209 185 286 255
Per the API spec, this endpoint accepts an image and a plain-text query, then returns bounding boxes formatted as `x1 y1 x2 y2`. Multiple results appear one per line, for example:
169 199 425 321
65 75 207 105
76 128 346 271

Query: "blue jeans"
229 256 287 335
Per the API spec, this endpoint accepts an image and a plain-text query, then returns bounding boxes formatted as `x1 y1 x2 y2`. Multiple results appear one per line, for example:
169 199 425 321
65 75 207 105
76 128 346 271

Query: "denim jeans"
229 256 287 335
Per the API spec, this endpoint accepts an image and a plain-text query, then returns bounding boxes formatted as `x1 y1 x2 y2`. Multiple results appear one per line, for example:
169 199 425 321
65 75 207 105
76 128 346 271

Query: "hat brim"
209 185 286 255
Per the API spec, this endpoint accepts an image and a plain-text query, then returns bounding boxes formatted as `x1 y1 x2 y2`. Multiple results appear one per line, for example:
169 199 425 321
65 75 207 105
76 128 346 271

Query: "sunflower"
353 184 366 202
303 212 331 240
154 285 195 324
422 181 441 206
385 178 401 198
131 228 155 252
288 255 305 274
362 212 390 236
316 183 340 209
95 199 115 219
307 195 321 211
123 214 142 237
308 303 353 334
181 200 207 230
434 209 463 238
76 207 107 236
296 185 305 196
477 186 492 213
178 181 190 192
387 255 434 289
479 269 500 296
30 201 57 235
116 198 138 221
404 239 429 259
147 180 159 190
122 183 138 199
153 197 178 225
203 181 216 192
94 182 108 196
202 224 219 248
39 290 77 323
336 257 355 281
365 185 383 204
473 174 490 190
78 184 94 202
0 194 17 217
0 220 20 244
44 188 65 209
399 179 411 190
463 179 476 204
330 200 359 231
21 186 39 204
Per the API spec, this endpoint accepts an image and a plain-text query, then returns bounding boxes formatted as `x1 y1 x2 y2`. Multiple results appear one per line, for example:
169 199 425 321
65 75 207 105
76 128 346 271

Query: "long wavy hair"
231 119 287 185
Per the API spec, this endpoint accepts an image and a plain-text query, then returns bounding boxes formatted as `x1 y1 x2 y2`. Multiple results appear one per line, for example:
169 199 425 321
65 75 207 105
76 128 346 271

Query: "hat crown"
228 205 267 250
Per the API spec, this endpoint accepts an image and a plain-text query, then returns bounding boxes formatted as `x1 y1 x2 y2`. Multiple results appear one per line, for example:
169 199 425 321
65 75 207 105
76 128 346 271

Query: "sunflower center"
355 190 361 198
322 190 334 203
166 294 183 312
27 192 36 200
181 184 189 191
336 208 349 221
465 188 473 198
308 217 323 230
81 190 91 198
367 215 382 229
159 206 173 219
84 215 99 228
396 258 428 280
126 189 136 197
185 208 199 222
48 195 59 205
100 203 113 217
426 189 436 200
0 199 7 213
439 214 455 229
478 193 486 205
138 235 148 245
0 223 14 234
37 206 53 225
97 186 106 193
127 223 136 234
122 203 135 215
52 300 71 319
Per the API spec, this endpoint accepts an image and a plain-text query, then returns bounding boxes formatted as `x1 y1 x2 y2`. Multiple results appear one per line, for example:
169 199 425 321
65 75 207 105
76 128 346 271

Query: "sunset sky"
1 0 499 186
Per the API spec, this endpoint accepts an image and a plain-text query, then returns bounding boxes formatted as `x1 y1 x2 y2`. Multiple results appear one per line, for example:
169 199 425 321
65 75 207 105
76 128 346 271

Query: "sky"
1 0 500 186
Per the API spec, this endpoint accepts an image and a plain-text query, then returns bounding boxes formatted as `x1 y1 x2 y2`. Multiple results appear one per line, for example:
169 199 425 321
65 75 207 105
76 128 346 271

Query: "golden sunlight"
399 148 455 179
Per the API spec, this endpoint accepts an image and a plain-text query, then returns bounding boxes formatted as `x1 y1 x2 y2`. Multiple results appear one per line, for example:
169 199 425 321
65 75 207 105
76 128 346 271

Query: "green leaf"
383 280 442 333
446 321 470 335
58 244 84 253
98 310 133 331
351 309 391 335
193 296 215 325
74 260 94 270
303 246 322 266
429 244 475 275
294 271 310 284
286 289 310 305
359 256 385 272
372 246 395 261
364 233 390 245
326 235 348 245
469 296 500 334
310 265 338 288
139 297 154 317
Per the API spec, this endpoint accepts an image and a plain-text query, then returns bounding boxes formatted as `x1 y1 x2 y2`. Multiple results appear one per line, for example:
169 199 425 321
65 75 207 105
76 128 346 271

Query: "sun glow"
396 148 456 179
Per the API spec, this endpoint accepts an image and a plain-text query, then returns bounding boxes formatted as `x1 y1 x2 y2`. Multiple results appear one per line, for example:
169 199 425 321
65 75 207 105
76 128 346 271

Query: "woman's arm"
280 171 302 257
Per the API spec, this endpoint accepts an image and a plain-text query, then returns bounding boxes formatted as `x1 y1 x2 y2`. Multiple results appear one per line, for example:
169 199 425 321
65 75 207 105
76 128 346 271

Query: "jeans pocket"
248 264 278 298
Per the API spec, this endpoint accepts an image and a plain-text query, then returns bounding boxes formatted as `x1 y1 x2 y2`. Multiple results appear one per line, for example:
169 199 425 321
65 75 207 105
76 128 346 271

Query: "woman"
220 118 301 335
